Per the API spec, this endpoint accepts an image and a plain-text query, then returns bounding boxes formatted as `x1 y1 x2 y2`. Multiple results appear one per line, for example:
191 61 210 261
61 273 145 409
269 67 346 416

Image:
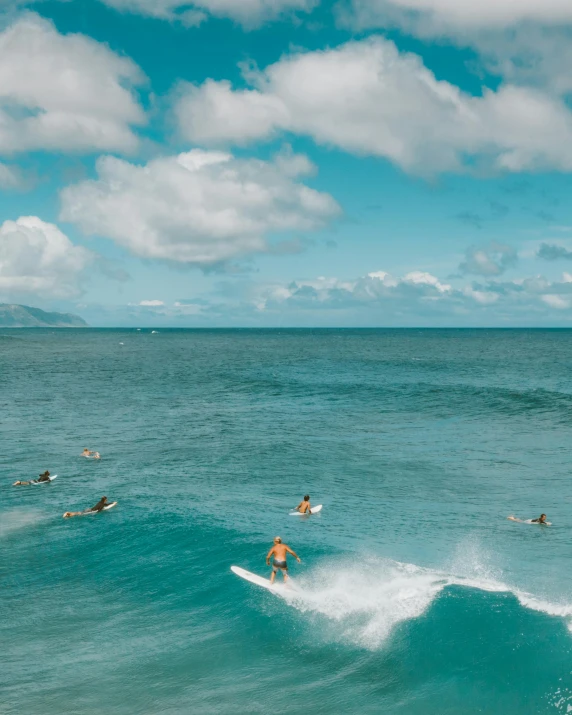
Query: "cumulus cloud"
459 242 517 276
0 216 92 297
339 2 572 95
0 13 145 154
59 148 339 267
537 242 572 261
100 0 316 26
175 37 572 175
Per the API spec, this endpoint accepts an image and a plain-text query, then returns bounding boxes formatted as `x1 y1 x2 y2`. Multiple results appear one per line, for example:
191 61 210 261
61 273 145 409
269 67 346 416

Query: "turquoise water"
1 329 571 714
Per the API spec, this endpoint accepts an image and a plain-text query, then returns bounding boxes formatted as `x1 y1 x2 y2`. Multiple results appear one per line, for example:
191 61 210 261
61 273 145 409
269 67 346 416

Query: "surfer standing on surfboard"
266 537 301 584
294 495 312 514
63 496 111 518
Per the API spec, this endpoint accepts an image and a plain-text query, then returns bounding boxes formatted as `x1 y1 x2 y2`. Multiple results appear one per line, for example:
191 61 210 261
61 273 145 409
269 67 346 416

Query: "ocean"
1 328 571 714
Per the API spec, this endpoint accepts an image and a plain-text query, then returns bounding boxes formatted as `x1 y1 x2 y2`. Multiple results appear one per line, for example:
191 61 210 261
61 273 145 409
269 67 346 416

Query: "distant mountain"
0 304 88 327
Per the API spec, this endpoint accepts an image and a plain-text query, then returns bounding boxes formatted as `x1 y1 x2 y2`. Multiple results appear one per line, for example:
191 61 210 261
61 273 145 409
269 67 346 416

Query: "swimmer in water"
81 449 100 458
63 496 111 518
13 470 51 486
266 536 301 584
294 495 312 514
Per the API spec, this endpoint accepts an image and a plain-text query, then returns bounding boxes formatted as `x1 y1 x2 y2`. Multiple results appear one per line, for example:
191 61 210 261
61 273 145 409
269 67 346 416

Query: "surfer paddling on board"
82 449 101 459
508 513 550 525
266 537 301 584
13 470 51 486
294 495 312 514
63 496 111 518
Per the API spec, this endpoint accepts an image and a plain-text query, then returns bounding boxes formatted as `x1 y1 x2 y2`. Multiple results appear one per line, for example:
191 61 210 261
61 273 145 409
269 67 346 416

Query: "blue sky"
2 0 572 325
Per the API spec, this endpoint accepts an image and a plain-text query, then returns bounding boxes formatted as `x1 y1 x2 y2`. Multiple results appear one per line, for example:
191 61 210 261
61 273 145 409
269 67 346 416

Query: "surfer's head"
304 495 310 501
274 536 282 544
540 513 547 521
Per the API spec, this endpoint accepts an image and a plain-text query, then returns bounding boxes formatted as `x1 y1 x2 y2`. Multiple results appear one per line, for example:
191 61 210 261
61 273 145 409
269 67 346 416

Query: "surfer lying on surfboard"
508 513 550 525
81 448 101 459
266 537 301 584
13 470 52 485
294 495 312 514
63 496 113 518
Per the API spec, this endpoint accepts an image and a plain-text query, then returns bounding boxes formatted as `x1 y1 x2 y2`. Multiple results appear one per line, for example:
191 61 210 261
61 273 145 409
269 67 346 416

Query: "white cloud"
0 13 145 154
0 216 92 297
541 294 570 309
459 242 518 276
100 0 316 26
175 37 572 175
59 148 340 267
342 0 572 31
339 3 572 95
242 267 572 321
253 269 455 312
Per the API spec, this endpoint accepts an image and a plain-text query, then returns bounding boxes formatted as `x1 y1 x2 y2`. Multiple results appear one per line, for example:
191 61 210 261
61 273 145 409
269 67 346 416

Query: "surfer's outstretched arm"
286 546 301 562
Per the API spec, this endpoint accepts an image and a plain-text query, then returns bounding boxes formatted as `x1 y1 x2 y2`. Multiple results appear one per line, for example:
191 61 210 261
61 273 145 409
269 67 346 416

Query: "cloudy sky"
2 0 572 326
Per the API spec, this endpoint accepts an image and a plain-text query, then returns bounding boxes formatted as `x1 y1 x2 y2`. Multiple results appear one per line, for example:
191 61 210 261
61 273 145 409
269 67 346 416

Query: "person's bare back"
266 537 301 583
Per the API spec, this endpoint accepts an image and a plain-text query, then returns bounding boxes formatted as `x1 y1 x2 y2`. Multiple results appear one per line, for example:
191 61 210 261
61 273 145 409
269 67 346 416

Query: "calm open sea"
1 329 571 714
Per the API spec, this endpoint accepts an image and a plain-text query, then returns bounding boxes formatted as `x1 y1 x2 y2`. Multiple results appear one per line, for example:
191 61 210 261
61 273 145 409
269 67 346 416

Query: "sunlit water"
1 329 571 714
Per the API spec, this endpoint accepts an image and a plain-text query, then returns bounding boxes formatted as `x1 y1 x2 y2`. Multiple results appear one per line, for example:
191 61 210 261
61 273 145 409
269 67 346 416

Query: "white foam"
272 553 572 649
279 557 449 649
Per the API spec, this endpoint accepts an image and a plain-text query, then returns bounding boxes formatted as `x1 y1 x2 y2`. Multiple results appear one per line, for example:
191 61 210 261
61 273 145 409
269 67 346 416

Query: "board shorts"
272 559 287 573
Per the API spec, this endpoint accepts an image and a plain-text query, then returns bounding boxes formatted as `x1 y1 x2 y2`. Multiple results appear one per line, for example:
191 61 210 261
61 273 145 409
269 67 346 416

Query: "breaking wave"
276 554 572 649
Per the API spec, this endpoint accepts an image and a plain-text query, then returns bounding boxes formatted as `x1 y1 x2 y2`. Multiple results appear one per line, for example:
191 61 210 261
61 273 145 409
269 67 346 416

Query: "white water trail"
274 550 572 649
0 509 46 538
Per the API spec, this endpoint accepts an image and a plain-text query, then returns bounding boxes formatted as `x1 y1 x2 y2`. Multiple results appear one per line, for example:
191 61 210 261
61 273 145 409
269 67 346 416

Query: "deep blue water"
1 329 571 714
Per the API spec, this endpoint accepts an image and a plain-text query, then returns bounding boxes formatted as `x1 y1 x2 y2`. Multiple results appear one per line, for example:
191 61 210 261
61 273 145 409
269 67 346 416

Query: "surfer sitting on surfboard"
294 495 312 514
13 470 51 486
266 537 301 584
63 496 111 518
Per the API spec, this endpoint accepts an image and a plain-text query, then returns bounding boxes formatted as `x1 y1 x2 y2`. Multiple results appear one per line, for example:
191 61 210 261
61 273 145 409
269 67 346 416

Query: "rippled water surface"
1 329 571 714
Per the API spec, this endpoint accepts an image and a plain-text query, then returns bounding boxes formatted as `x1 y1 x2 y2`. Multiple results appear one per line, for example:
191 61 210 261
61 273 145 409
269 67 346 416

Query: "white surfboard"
231 566 293 593
289 504 322 516
30 474 58 485
85 501 117 514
